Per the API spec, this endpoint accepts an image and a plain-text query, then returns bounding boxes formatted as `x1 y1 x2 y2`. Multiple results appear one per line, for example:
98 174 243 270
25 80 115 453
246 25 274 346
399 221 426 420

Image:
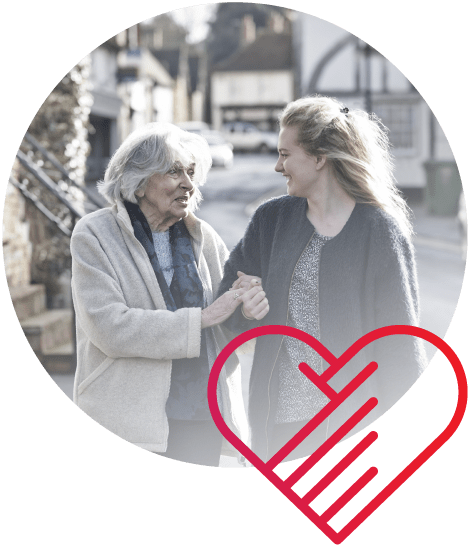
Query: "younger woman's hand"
240 279 269 320
231 271 262 291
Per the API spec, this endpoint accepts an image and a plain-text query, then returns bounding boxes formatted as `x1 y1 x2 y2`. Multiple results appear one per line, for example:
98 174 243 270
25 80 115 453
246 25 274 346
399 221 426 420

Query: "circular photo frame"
2 2 468 547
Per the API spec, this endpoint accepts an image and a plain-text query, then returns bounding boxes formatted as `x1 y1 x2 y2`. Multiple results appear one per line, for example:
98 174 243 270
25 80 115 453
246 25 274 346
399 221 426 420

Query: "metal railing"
9 174 74 237
14 133 107 233
12 134 107 372
16 149 85 221
23 132 105 210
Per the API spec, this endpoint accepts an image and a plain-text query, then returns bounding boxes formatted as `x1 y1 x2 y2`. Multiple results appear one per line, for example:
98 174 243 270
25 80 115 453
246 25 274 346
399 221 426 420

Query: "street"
197 153 283 249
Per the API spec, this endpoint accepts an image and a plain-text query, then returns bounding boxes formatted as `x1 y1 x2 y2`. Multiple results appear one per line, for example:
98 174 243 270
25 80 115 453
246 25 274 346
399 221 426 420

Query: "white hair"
97 122 212 211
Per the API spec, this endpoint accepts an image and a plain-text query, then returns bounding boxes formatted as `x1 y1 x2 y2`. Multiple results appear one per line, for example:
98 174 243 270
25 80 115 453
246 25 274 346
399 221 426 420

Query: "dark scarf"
124 200 204 311
124 201 211 420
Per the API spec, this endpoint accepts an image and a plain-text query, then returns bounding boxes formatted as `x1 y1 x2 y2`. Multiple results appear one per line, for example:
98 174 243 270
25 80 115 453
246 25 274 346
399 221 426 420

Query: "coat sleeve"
71 229 201 360
212 225 230 273
371 223 427 411
217 207 265 334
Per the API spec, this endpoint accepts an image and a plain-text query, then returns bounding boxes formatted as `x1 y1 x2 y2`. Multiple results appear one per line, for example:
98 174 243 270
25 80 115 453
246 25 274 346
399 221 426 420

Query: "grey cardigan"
219 196 427 460
71 201 246 452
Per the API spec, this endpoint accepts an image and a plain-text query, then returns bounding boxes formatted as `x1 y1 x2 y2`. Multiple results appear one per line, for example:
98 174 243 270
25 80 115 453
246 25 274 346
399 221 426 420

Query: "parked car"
222 121 278 153
176 121 211 134
177 123 234 169
199 130 234 169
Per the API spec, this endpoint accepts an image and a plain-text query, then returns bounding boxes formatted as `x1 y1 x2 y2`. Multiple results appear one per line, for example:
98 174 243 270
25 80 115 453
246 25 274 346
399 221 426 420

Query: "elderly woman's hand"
201 288 246 329
231 271 262 291
240 279 269 320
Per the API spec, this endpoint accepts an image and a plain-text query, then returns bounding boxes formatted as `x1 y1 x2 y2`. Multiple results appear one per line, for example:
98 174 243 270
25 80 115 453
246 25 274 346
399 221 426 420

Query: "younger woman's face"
275 126 322 198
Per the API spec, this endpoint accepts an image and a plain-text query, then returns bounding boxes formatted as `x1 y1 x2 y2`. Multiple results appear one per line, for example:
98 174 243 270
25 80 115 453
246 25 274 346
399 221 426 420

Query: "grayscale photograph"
4 3 466 470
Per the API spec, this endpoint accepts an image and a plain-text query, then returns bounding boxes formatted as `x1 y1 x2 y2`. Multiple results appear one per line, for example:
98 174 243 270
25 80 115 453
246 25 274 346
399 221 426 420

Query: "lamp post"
363 42 373 114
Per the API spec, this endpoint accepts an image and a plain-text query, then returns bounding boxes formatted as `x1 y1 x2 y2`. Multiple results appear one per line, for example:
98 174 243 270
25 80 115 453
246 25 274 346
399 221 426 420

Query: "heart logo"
207 325 467 544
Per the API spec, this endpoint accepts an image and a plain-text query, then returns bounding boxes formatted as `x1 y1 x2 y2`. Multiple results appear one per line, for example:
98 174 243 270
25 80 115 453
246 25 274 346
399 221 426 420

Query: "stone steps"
42 342 76 374
11 284 76 374
9 284 46 321
21 308 73 354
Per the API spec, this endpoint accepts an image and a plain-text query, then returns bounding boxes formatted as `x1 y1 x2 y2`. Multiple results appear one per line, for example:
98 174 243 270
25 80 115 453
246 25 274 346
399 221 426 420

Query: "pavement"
411 201 464 255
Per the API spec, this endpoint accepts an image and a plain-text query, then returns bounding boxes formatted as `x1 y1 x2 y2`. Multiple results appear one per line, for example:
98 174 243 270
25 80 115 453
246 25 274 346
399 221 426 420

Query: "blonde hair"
97 122 212 211
280 95 413 238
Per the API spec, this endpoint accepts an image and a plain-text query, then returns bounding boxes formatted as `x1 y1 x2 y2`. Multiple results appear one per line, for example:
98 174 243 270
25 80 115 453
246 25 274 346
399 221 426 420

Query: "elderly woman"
71 122 263 466
219 95 427 463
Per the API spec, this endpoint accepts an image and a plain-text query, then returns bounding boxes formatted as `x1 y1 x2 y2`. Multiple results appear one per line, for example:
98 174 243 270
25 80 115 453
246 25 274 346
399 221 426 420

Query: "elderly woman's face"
136 162 196 231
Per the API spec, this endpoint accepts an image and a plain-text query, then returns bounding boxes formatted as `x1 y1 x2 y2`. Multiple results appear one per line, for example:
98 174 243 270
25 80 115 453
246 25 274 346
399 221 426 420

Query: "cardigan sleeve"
212 224 230 271
371 222 427 411
71 229 201 360
217 206 266 334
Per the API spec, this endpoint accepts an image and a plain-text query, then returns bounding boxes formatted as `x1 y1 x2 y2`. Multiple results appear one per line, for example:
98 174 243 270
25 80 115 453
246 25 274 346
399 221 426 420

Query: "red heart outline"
207 325 468 544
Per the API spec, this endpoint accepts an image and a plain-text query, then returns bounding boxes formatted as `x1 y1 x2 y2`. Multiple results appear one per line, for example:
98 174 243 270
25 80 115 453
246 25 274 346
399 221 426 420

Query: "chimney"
241 14 256 45
128 24 139 50
268 12 285 33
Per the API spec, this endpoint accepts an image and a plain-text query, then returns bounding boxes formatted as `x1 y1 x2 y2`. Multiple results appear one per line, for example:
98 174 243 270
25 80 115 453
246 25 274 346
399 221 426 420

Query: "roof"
151 46 206 93
213 32 292 72
151 49 180 80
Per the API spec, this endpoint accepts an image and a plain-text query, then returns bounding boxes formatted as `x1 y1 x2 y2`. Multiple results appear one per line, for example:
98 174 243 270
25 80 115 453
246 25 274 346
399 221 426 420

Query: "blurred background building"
210 11 294 133
294 14 459 206
4 3 465 377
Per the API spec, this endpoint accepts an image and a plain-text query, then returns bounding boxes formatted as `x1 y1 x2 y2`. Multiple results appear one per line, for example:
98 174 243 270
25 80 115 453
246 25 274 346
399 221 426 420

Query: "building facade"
293 13 457 196
211 15 295 132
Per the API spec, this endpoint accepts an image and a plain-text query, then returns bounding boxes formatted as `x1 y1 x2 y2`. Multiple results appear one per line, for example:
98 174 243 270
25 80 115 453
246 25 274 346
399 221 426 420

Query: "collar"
114 199 204 262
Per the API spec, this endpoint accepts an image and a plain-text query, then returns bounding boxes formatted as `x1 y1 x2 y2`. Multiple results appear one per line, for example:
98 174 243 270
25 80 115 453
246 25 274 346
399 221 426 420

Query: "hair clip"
340 107 349 114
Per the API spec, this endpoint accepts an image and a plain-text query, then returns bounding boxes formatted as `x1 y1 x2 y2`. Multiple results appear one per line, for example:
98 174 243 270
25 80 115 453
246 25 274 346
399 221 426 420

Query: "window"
374 103 415 151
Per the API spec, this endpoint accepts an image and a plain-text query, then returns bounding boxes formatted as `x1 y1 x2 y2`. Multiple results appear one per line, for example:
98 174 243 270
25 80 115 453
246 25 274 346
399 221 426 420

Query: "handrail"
13 136 95 372
23 132 106 209
9 176 73 237
16 149 85 219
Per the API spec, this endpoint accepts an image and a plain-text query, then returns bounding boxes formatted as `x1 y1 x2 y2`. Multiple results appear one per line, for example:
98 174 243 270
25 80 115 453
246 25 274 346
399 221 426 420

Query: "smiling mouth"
175 197 189 204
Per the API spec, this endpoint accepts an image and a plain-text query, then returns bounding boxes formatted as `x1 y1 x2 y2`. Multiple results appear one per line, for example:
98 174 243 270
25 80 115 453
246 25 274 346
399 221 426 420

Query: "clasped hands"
201 271 268 329
231 270 269 321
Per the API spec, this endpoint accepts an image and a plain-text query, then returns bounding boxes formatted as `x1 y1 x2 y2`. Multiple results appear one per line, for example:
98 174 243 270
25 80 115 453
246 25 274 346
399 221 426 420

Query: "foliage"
17 56 93 305
26 56 92 184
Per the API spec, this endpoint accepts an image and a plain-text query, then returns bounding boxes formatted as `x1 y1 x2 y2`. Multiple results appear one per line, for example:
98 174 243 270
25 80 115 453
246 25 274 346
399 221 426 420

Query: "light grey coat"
71 200 246 452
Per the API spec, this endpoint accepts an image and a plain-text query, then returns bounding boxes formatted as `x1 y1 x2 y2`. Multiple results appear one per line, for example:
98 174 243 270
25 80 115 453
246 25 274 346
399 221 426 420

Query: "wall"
211 70 293 129
293 13 447 190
